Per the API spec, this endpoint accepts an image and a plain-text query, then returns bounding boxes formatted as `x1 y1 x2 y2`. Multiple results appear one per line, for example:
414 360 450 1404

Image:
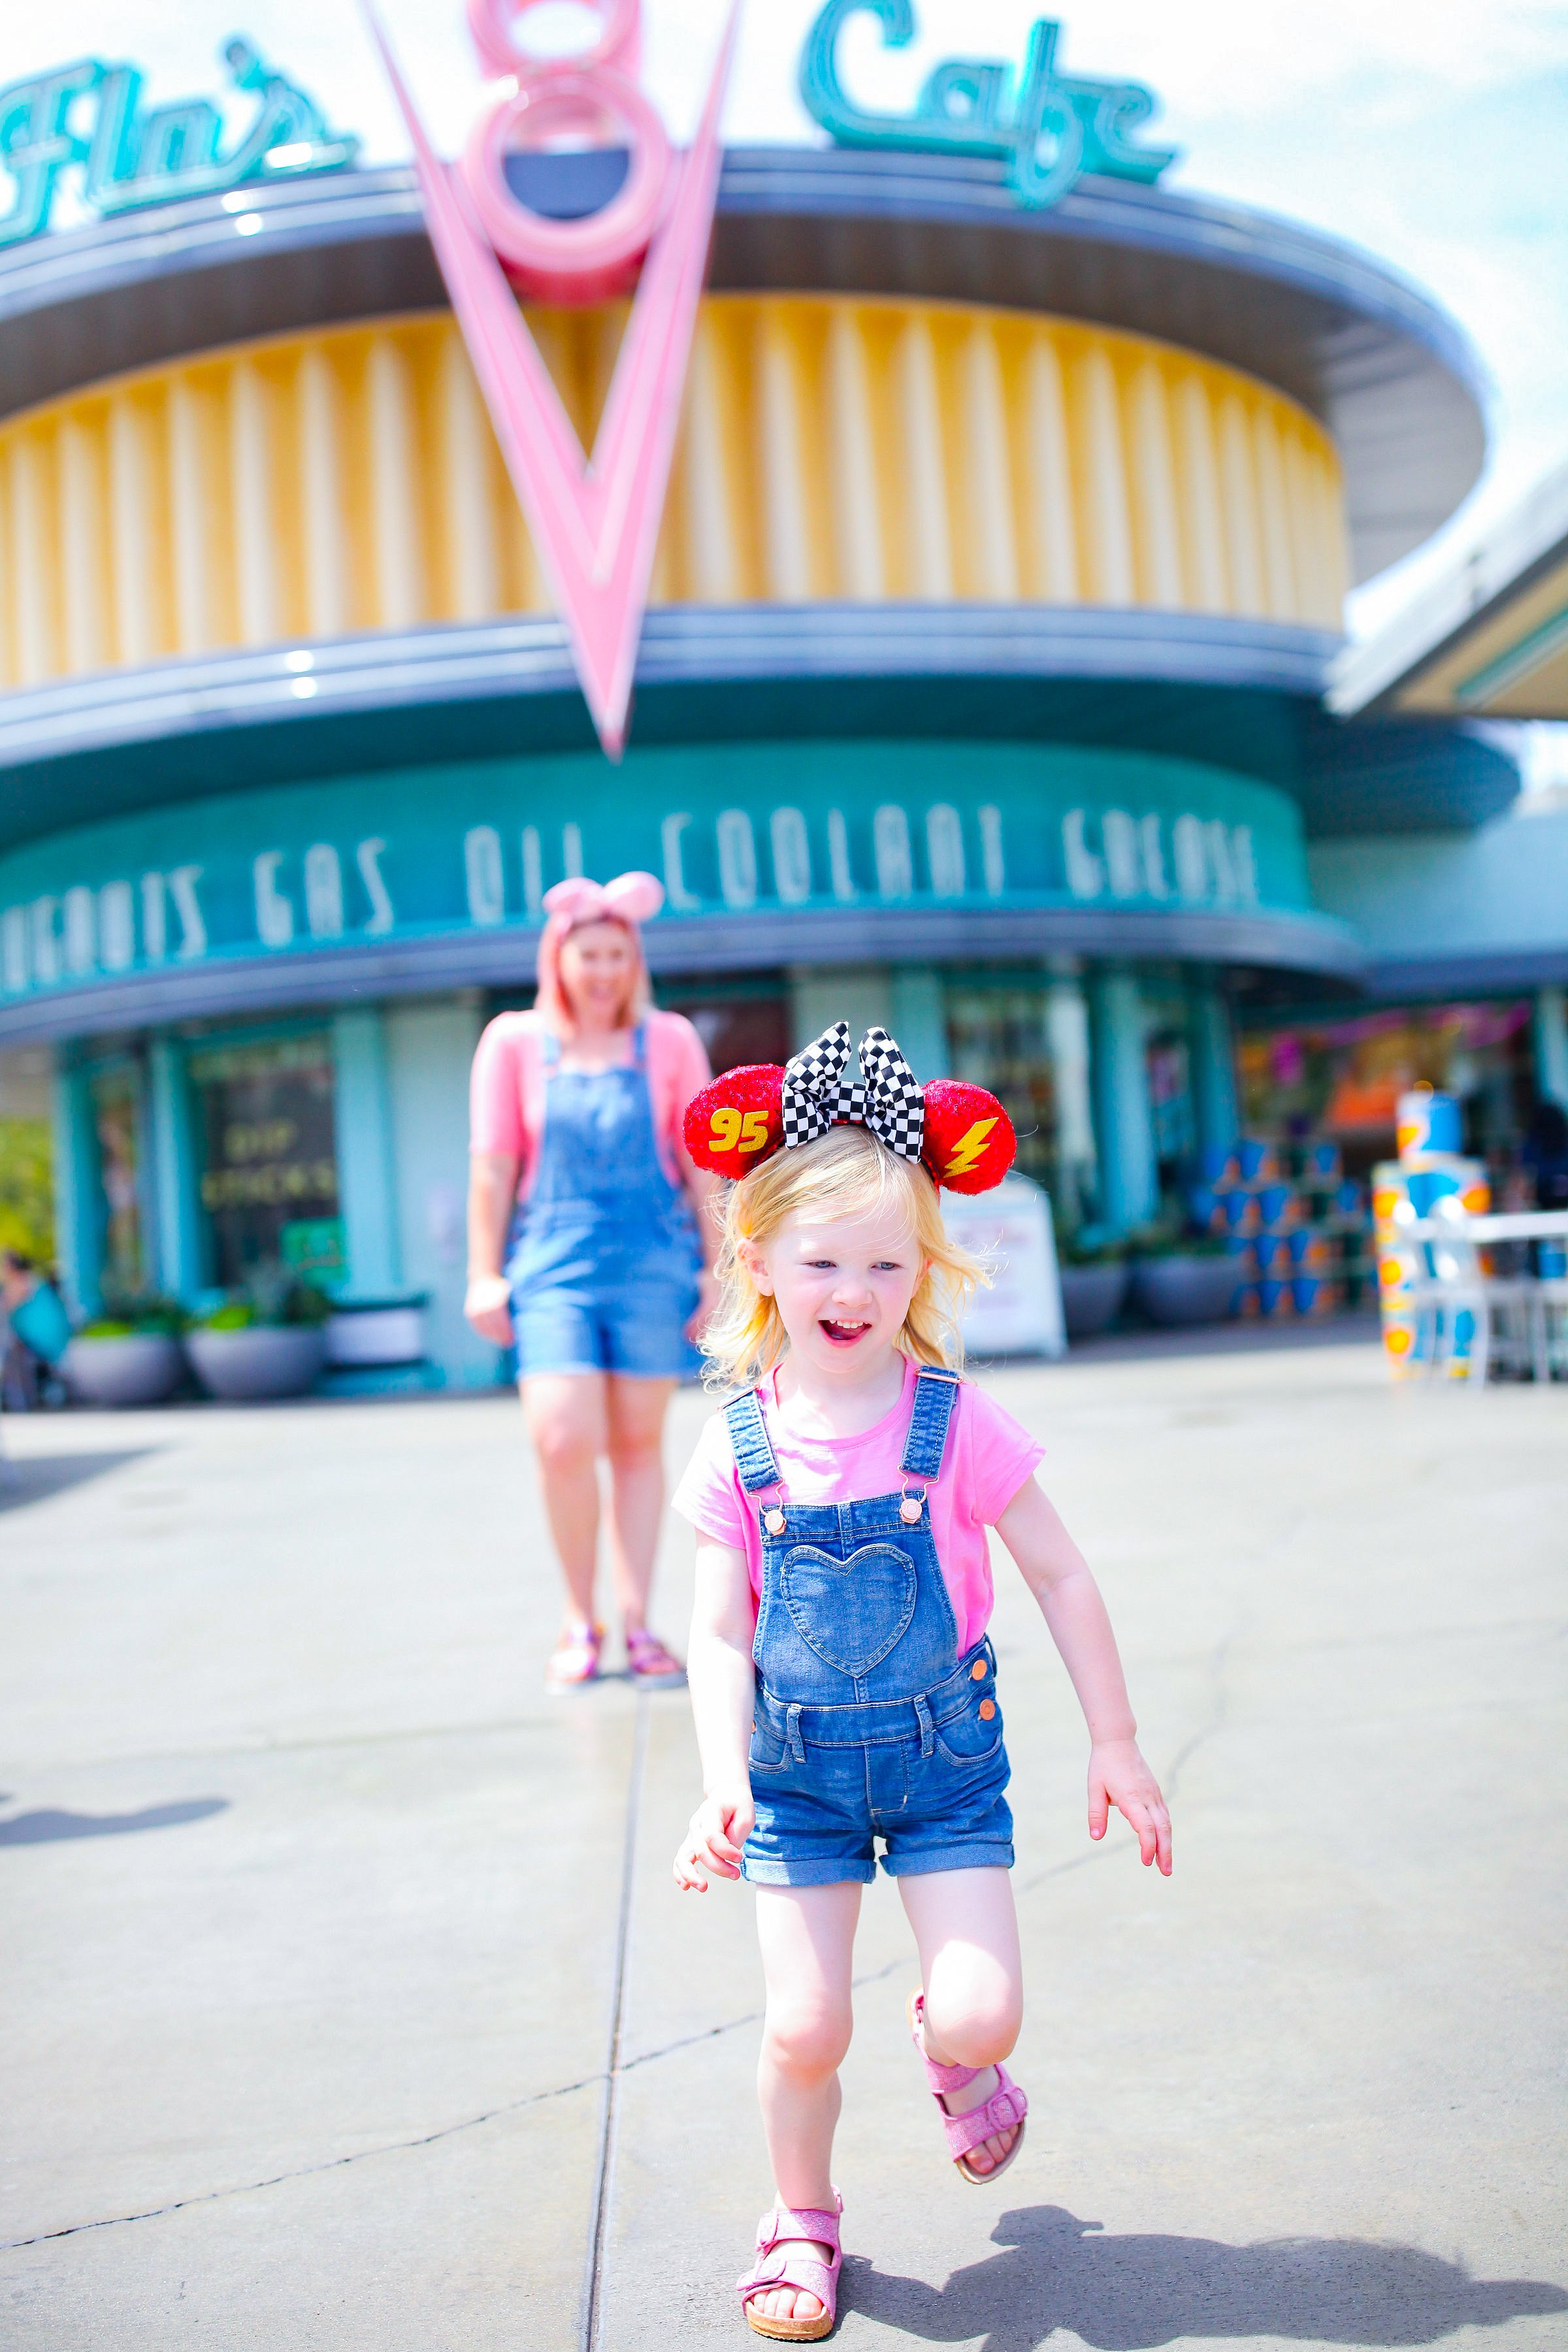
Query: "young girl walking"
670 1023 1172 2341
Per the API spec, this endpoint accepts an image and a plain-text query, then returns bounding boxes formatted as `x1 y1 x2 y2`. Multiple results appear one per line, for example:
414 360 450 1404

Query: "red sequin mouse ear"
683 1064 786 1179
921 1080 1017 1194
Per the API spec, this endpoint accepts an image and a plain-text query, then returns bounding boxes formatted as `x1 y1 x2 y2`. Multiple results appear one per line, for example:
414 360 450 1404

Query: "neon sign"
800 0 1177 210
362 0 740 761
0 36 358 248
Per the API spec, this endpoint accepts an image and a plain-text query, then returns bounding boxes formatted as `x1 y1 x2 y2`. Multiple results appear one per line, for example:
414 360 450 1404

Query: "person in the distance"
465 872 717 1693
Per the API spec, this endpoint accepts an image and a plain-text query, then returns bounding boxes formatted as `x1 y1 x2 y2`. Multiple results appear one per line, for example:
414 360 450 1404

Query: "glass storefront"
945 977 1100 1236
90 1060 146 1296
663 983 791 1077
1141 979 1198 1183
188 1032 344 1289
1239 1001 1535 1181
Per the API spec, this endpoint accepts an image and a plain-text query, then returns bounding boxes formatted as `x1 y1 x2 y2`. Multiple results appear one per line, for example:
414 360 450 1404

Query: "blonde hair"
700 1124 985 1392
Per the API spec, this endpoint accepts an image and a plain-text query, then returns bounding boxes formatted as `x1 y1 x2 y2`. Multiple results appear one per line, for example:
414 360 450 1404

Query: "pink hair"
533 871 662 1036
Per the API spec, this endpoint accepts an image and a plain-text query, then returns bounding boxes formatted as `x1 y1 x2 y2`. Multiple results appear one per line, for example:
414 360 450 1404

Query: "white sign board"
941 1173 1066 1360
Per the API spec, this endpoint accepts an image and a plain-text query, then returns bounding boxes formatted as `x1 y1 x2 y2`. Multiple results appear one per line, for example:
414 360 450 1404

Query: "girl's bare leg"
603 1374 677 1633
751 1880 862 2328
898 1865 1024 2176
521 1373 608 1626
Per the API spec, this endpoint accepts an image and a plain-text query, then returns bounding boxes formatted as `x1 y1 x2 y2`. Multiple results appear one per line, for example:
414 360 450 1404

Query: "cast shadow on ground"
0 1446 158 1511
0 1799 229 1847
844 2205 1568 2351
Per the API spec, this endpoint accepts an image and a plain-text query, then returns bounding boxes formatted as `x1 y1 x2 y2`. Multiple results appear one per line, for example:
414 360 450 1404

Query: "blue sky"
11 0 1568 648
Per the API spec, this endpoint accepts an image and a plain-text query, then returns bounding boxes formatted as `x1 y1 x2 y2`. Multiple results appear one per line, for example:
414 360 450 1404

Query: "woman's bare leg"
898 1866 1024 2177
604 1374 676 1633
522 1373 608 1625
750 1881 861 2327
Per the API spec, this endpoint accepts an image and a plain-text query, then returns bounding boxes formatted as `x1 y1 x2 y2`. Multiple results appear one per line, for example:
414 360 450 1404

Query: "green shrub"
0 1116 54 1264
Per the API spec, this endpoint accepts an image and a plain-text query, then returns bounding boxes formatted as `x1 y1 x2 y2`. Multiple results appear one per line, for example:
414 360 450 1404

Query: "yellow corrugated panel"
0 297 1348 688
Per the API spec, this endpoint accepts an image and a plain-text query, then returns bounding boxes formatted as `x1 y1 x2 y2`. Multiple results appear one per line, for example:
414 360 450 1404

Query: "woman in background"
465 874 716 1692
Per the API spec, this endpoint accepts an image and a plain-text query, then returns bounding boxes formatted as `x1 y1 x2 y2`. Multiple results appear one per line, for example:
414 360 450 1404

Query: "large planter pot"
186 1328 327 1401
63 1333 186 1407
1131 1255 1241 1328
325 1296 429 1368
1060 1263 1130 1339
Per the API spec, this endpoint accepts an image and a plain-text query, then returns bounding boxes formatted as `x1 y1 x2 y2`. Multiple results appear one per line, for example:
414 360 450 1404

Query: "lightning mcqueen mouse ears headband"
684 1021 1016 1194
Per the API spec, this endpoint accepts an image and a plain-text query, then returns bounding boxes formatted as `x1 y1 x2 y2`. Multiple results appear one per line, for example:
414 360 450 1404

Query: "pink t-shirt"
672 1358 1045 1654
468 1006 710 1201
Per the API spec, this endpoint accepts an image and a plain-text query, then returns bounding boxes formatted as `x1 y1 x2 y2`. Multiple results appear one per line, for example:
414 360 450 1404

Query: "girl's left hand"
1088 1738 1172 1874
685 1266 721 1343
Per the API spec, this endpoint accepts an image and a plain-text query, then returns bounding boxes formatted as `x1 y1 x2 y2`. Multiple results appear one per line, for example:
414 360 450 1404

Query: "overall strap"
900 1367 961 1483
541 1026 561 1073
724 1388 783 1494
630 1021 648 1070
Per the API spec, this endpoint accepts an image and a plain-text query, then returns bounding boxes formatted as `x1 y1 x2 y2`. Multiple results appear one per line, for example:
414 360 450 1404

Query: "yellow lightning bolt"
943 1118 998 1179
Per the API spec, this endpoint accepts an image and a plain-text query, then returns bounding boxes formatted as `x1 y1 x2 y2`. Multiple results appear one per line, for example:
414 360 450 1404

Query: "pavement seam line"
0 2073 604 2254
0 1944 909 2255
580 1690 649 2352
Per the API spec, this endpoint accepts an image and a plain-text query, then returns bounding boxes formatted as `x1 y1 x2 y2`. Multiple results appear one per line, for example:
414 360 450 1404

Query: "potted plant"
1128 1224 1241 1328
1058 1231 1130 1339
186 1267 332 1401
63 1292 189 1407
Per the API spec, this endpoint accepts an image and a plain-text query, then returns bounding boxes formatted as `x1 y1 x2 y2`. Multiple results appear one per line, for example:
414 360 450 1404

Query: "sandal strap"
547 1624 603 1678
753 2200 842 2253
736 2248 839 2304
936 2067 1029 2162
625 1628 682 1671
908 1989 984 2095
737 2204 842 2311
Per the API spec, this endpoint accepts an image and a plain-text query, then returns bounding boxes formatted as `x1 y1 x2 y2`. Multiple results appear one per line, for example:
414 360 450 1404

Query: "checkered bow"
780 1022 926 1162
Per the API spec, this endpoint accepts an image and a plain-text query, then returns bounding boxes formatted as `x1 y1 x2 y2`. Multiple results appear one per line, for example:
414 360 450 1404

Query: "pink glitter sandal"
544 1622 602 1693
624 1626 686 1687
736 2196 841 2341
907 1988 1027 2185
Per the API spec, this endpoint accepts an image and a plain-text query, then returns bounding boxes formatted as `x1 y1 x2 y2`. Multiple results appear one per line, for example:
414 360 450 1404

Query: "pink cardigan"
469 1007 711 1200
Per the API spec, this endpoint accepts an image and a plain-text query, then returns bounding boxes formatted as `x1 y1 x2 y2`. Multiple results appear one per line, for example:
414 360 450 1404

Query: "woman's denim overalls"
725 1367 1014 1886
505 1024 700 1379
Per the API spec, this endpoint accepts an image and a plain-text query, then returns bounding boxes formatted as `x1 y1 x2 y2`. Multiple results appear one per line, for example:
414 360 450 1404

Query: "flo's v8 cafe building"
0 0 1546 1386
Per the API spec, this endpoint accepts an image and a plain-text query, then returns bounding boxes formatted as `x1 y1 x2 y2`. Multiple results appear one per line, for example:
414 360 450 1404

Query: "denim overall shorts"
505 1023 701 1380
725 1367 1014 1887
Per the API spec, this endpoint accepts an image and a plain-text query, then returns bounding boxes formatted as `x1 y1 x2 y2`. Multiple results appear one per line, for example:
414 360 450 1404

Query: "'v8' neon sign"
363 0 738 758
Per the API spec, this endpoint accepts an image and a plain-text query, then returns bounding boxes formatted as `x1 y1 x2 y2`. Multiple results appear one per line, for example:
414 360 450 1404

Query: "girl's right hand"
464 1273 514 1343
673 1788 755 1891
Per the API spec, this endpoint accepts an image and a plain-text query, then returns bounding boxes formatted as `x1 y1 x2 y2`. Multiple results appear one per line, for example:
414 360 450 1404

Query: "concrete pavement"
1 1339 1565 2349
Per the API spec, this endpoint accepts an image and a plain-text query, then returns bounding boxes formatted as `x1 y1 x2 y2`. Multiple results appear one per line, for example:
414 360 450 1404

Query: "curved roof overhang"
0 148 1486 586
1332 456 1568 721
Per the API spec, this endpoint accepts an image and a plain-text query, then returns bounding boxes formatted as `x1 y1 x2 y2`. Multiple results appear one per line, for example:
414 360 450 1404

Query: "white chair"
1540 1277 1568 1380
1405 1200 1558 1382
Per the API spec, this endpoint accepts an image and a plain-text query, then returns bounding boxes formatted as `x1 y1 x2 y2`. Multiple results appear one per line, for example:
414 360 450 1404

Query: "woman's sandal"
544 1622 603 1694
736 2197 842 2342
907 1988 1028 2186
624 1626 686 1688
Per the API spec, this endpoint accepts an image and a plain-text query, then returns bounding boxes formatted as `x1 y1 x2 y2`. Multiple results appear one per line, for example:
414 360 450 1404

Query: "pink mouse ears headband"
542 871 664 929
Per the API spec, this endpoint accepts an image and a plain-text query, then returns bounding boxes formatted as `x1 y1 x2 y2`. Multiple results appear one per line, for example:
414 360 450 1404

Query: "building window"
90 1061 147 1296
662 990 791 1075
1239 1001 1533 1183
945 985 1062 1192
1141 981 1196 1185
188 1033 343 1289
